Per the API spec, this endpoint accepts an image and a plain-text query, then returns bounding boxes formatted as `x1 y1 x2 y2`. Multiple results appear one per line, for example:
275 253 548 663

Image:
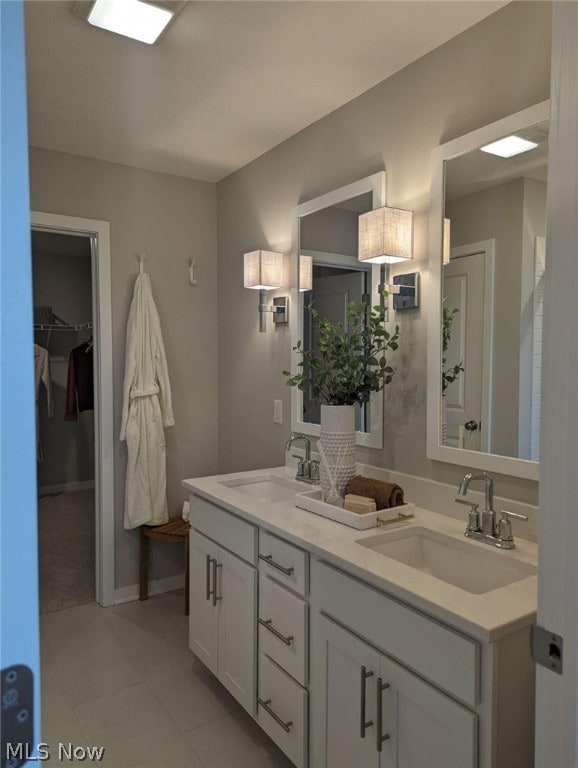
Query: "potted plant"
441 304 464 444
283 296 399 498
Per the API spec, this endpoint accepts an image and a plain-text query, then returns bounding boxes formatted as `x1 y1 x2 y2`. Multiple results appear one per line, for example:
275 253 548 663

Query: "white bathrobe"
120 273 174 529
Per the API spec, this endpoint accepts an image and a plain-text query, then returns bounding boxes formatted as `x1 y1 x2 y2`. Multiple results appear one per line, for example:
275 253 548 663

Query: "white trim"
114 574 185 605
448 239 495 454
427 101 548 482
31 211 115 607
38 480 95 496
535 4 578 764
290 172 387 449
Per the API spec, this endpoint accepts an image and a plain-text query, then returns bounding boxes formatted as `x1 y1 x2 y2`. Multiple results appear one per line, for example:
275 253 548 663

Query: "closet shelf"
34 321 93 332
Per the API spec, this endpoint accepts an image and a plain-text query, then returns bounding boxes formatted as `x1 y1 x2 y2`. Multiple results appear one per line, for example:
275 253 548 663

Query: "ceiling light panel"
87 0 174 44
480 135 539 158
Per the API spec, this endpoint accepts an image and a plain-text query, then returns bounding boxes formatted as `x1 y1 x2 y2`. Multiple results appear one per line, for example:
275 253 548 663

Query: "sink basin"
219 475 305 503
356 526 536 594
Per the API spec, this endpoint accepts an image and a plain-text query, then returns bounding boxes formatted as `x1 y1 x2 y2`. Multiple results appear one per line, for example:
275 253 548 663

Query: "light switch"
273 399 283 424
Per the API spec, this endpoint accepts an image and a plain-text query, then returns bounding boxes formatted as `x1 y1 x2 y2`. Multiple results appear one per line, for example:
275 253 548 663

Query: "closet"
32 230 96 614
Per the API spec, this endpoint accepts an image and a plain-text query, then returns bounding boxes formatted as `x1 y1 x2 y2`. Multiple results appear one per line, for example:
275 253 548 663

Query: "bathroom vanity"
183 466 537 768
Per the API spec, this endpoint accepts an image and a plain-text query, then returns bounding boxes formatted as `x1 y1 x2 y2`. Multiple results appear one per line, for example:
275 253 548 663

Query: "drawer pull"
376 677 391 752
258 697 293 733
258 618 294 646
206 555 213 601
259 553 295 576
360 666 374 738
212 560 222 607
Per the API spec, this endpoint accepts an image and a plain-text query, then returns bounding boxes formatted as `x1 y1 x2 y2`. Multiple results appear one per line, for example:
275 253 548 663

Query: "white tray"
294 487 414 530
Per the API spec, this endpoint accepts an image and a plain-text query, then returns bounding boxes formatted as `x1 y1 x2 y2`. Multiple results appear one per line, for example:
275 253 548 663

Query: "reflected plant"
283 295 400 406
442 303 464 394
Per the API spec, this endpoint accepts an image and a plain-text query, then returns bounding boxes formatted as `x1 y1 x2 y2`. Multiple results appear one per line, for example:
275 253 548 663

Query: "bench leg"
184 534 190 616
140 529 149 601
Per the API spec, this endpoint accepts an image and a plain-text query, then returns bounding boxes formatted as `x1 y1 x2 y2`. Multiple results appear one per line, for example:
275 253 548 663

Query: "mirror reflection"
299 192 374 432
442 119 549 460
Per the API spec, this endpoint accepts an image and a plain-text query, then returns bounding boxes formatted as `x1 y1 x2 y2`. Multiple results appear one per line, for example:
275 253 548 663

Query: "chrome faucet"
456 471 527 549
284 434 319 484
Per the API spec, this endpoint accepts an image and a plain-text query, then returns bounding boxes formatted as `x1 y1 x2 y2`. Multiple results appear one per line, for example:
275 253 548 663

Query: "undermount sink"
356 526 536 594
219 475 304 503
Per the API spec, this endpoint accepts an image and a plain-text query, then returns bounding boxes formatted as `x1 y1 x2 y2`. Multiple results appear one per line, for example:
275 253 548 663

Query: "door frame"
31 211 115 607
446 239 495 453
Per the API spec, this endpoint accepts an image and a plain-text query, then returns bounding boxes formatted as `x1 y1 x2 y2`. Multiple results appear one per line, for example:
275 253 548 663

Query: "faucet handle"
499 509 528 521
455 498 480 532
497 509 528 545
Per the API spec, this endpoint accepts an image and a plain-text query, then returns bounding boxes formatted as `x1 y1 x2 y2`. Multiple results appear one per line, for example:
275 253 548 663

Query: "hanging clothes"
64 340 94 420
34 343 52 460
120 272 174 530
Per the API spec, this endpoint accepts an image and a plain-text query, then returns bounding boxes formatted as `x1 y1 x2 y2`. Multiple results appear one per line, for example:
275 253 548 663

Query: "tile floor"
41 590 293 767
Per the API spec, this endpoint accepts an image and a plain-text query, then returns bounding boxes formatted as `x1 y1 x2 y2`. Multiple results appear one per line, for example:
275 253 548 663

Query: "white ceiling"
25 1 508 183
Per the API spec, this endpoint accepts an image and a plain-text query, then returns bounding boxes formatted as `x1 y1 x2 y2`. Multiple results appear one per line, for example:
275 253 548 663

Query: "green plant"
283 296 400 406
442 304 464 394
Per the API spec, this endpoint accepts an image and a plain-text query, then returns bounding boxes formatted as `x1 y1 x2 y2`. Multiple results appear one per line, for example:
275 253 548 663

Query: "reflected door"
443 246 492 451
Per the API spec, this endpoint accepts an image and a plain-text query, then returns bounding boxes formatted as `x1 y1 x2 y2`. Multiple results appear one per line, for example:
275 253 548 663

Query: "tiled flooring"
41 590 293 767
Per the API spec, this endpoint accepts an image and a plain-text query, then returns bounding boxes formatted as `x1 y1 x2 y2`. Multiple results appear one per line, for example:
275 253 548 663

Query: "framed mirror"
289 172 386 448
427 101 549 481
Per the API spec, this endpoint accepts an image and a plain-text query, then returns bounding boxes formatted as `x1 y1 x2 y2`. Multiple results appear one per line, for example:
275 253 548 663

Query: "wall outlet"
273 399 283 424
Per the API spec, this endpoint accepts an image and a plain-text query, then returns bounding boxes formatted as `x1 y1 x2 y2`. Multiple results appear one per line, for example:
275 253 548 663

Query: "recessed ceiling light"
88 0 174 44
480 135 539 158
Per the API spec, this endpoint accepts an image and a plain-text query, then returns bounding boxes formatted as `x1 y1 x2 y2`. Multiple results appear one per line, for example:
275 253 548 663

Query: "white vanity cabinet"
189 498 257 715
314 613 476 768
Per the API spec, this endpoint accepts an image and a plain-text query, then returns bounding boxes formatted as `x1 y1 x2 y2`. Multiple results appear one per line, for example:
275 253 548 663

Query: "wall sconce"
243 250 288 333
358 206 414 264
443 218 451 265
299 254 313 292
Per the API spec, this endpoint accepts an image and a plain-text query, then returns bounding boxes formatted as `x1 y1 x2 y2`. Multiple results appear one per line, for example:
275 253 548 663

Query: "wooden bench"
139 519 191 615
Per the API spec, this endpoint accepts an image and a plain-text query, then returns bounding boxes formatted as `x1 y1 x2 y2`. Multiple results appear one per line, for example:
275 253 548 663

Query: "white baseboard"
38 480 95 496
114 573 185 605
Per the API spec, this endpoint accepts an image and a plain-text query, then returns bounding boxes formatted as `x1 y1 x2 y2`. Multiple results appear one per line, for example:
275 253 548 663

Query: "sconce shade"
443 218 451 265
358 206 414 264
243 250 283 290
299 254 313 292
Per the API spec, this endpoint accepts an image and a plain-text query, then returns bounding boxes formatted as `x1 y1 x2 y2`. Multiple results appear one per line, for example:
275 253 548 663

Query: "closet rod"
34 321 93 331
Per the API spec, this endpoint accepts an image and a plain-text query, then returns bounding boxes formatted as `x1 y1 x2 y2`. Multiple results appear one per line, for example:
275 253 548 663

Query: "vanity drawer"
257 654 308 768
311 559 480 707
259 531 308 596
259 573 308 686
189 494 256 564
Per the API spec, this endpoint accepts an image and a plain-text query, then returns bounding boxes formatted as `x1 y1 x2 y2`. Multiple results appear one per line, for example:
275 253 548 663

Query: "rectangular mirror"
289 172 386 448
427 101 549 481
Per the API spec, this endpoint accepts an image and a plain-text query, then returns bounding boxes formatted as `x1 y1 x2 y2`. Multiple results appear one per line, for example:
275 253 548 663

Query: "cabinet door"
311 614 380 768
217 546 257 715
378 656 477 768
189 531 219 675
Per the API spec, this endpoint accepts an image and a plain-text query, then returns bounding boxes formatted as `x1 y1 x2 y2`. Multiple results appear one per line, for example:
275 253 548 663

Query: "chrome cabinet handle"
259 553 294 576
376 677 391 752
205 555 213 601
212 560 222 606
258 697 293 733
258 618 294 646
360 666 374 738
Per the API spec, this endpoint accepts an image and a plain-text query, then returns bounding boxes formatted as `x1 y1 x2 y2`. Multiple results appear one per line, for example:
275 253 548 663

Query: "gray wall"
33 240 95 490
29 148 218 589
216 2 551 504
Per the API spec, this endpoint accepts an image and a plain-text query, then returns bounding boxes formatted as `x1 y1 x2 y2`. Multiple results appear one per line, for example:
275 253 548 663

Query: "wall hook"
137 253 146 274
189 259 198 286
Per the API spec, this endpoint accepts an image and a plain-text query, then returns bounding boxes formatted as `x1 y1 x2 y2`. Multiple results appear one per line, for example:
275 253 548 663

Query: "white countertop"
183 466 537 643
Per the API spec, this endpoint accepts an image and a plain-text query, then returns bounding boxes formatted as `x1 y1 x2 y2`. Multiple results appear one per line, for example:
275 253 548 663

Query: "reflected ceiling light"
480 135 538 158
358 206 414 264
299 255 313 292
87 0 174 44
243 250 287 333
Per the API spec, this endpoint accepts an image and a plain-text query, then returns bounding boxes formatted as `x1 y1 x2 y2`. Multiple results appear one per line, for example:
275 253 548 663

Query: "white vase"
441 395 448 445
319 404 357 499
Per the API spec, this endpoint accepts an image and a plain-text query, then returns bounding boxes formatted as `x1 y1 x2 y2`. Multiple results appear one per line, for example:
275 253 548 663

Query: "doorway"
31 211 114 607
